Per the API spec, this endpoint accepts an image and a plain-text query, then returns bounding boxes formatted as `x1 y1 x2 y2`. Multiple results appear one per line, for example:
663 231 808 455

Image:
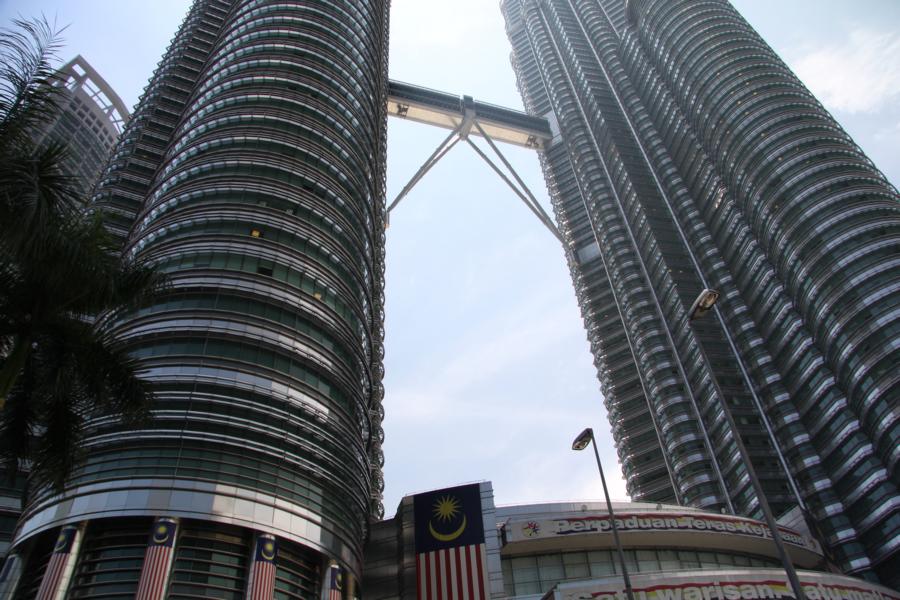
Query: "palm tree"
0 17 165 491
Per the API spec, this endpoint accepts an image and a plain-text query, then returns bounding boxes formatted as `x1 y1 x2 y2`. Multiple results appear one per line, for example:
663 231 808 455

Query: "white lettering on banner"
561 580 900 600
510 513 814 551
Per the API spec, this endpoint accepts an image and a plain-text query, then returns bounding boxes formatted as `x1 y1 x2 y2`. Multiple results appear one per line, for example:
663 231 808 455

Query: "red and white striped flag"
414 484 491 600
248 534 277 600
135 518 177 600
416 542 489 600
327 563 343 600
35 526 78 600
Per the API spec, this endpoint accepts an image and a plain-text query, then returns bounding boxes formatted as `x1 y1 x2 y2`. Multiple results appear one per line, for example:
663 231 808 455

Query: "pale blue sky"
1 0 896 517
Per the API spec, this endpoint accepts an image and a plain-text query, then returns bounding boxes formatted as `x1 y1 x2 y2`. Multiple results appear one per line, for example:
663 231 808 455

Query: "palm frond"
0 140 82 258
109 256 170 310
0 352 37 477
31 360 85 491
0 16 65 147
72 325 151 426
0 17 163 494
18 213 168 318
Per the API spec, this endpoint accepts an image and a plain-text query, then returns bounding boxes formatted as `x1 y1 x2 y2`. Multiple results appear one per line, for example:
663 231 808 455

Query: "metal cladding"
502 0 900 585
37 56 129 197
14 0 389 581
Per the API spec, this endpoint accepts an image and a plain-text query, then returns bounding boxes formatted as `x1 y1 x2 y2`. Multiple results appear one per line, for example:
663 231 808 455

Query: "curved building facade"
3 0 389 598
363 486 898 600
501 0 900 585
36 55 129 197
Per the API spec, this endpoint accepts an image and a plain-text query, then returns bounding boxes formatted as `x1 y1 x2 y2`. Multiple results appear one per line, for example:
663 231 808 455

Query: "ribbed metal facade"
36 56 129 197
502 0 899 585
8 0 388 596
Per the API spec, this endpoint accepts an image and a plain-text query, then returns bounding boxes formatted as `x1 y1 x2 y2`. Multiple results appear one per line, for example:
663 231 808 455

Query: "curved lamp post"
572 427 635 600
688 289 805 599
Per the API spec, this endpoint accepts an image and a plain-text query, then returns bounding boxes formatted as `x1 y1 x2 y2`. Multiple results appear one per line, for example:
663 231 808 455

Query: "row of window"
502 548 779 596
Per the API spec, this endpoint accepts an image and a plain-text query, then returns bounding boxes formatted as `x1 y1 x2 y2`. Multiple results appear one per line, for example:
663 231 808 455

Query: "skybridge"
385 80 561 242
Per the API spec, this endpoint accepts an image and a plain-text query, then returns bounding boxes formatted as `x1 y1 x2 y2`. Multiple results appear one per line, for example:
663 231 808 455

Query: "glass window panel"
588 550 615 576
516 581 541 595
564 562 590 578
562 552 587 565
678 550 700 568
698 552 719 567
512 566 539 584
658 549 680 571
636 550 659 572
538 563 564 582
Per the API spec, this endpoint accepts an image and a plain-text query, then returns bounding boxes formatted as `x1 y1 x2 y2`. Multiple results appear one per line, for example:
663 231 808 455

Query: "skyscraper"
4 0 389 597
35 56 129 196
502 0 899 586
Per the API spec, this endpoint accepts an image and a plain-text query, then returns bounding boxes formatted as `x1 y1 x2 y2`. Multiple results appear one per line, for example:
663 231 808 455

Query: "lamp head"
572 427 594 451
689 288 719 321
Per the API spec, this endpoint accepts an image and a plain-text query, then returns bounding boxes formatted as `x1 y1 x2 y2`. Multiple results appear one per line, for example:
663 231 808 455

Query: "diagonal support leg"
473 121 560 234
387 126 461 220
465 138 564 244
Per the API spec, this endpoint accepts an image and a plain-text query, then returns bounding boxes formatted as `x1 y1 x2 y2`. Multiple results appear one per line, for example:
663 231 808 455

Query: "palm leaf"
0 16 65 147
30 359 86 491
0 16 163 494
0 351 37 477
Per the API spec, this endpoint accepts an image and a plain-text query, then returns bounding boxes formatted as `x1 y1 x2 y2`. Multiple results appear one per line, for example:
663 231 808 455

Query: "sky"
0 0 897 518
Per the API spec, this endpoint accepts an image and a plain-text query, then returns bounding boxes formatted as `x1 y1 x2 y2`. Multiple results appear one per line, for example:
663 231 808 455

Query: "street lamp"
688 289 805 599
572 427 635 600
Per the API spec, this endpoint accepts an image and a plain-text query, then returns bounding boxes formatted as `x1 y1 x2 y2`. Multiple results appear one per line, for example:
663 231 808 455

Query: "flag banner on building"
35 526 78 600
414 483 489 600
135 518 178 600
248 533 278 600
325 563 344 600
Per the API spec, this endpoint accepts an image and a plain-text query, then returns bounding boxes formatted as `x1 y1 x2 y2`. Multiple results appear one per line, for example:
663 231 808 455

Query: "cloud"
379 281 629 513
788 29 900 114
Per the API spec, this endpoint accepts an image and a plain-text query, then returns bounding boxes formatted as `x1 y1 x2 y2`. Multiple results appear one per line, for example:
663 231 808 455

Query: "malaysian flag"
248 534 277 600
135 518 177 600
35 526 78 600
414 484 490 600
326 563 343 600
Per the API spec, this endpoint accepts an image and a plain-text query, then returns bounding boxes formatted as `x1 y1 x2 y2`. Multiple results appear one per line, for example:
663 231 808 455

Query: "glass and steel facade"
6 0 389 597
363 489 900 600
501 0 900 585
35 56 129 197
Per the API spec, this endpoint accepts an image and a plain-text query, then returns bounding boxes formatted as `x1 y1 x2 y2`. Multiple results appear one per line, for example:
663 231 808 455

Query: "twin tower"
2 0 898 596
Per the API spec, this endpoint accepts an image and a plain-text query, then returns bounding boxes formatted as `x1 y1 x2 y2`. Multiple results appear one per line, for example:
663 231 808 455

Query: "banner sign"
413 483 490 600
551 570 900 600
248 534 277 600
135 517 178 600
506 512 820 554
35 526 79 600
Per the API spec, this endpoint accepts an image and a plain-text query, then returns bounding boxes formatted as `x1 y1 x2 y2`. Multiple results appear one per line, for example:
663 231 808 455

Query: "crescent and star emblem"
53 532 69 552
153 524 171 544
428 495 467 542
261 540 276 560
